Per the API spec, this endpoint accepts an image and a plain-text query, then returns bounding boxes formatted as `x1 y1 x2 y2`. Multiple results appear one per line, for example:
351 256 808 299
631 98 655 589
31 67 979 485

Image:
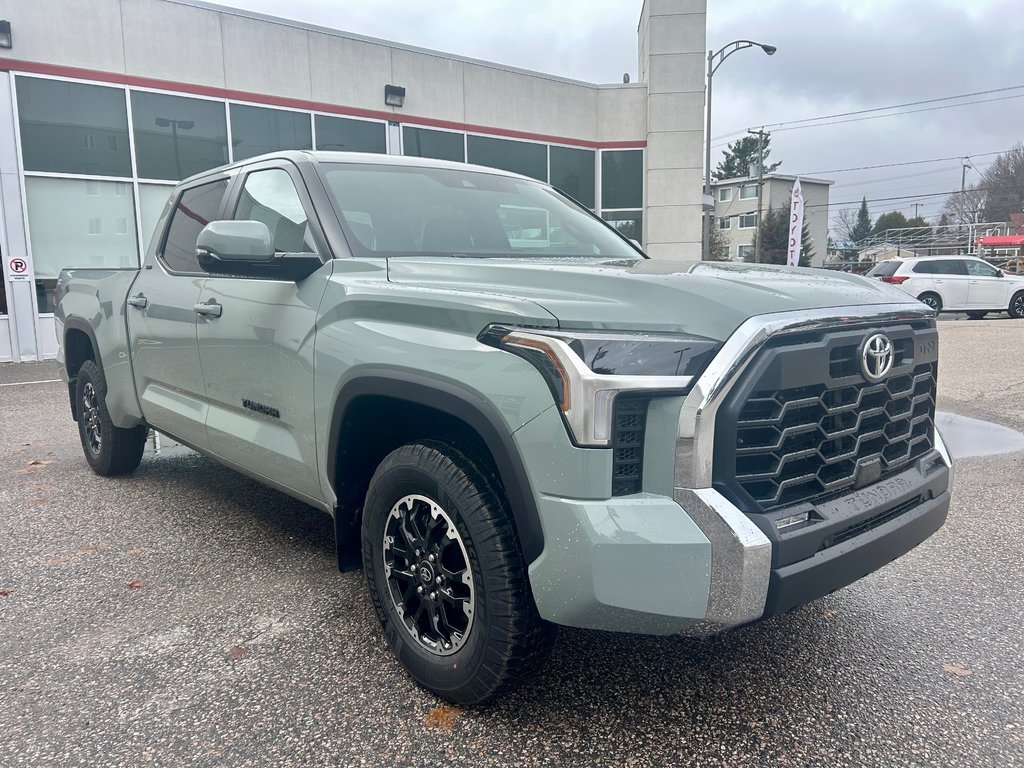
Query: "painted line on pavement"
0 379 61 387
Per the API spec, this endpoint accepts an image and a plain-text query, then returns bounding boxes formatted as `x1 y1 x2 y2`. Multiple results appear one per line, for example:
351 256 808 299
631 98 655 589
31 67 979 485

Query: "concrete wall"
637 0 707 260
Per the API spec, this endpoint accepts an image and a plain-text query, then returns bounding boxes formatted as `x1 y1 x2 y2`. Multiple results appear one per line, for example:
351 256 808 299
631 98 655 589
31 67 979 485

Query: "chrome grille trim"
676 303 938 490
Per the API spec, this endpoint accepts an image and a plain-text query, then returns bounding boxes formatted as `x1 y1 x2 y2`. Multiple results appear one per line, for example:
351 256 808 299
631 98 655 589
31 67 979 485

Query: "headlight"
479 325 721 446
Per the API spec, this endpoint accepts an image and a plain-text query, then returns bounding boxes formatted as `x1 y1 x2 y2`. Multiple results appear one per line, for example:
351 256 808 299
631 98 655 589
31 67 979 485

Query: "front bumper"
528 441 951 634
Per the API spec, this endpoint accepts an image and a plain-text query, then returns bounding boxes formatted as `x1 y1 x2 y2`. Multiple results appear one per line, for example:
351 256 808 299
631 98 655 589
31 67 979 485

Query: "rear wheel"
1010 291 1024 319
917 292 942 312
75 360 148 476
361 439 555 705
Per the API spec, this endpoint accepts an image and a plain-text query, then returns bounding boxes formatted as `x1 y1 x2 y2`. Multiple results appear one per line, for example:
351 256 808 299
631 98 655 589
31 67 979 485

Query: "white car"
866 255 1024 319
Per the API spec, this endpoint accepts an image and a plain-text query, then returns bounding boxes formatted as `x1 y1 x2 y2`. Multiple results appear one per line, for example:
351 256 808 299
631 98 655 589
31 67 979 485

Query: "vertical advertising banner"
787 179 804 267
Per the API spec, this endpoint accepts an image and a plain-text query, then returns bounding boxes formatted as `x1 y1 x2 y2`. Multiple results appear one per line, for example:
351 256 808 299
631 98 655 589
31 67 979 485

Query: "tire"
1010 291 1024 319
967 311 988 320
917 292 942 312
361 439 556 705
75 359 148 476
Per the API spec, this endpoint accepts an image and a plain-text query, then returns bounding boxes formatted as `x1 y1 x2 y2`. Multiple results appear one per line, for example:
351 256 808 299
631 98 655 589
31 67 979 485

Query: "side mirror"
196 220 322 281
197 220 275 262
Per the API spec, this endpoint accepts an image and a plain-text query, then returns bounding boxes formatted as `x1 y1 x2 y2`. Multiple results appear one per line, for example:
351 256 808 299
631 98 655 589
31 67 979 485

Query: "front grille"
611 396 648 496
718 323 938 512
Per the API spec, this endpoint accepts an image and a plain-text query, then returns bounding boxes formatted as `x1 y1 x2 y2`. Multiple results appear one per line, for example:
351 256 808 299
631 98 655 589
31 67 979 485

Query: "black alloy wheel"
382 493 475 655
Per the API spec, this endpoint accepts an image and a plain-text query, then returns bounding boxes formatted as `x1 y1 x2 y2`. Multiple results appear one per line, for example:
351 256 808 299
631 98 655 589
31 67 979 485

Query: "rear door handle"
194 300 222 318
127 294 148 309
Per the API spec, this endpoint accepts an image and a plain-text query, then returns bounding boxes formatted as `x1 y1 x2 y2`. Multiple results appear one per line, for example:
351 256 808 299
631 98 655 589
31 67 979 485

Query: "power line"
796 149 1008 176
805 187 991 211
711 84 1024 141
767 93 1024 133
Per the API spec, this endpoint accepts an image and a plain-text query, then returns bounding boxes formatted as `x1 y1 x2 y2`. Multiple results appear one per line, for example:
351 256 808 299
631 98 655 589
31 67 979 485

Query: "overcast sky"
220 0 1024 229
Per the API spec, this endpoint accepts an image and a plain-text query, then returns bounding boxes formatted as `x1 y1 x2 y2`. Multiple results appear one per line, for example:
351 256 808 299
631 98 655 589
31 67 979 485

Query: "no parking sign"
6 255 30 281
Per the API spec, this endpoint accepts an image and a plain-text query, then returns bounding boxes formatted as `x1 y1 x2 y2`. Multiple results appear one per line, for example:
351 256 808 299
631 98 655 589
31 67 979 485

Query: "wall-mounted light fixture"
0 21 12 49
384 84 406 108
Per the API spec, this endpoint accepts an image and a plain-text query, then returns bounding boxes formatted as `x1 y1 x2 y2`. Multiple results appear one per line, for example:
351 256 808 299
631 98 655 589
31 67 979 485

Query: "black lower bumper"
760 488 950 618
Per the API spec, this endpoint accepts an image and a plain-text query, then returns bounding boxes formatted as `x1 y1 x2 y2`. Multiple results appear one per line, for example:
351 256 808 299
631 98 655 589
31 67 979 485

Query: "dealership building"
0 0 708 362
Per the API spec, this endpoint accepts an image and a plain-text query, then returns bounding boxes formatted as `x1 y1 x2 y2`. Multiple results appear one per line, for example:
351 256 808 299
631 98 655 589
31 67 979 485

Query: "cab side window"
161 180 229 273
965 260 1000 277
234 168 317 254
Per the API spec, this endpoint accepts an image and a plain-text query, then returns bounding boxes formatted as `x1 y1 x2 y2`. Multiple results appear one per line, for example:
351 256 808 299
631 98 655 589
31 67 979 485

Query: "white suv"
867 255 1024 318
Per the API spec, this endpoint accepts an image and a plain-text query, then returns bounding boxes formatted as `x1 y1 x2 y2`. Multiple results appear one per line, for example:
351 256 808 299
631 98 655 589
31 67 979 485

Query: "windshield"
320 162 642 260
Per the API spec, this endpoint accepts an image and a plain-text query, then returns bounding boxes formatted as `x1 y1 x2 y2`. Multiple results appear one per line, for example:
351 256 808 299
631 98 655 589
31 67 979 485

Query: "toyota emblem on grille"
861 333 894 382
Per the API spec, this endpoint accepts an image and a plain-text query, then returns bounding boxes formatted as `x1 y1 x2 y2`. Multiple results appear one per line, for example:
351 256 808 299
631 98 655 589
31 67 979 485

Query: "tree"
872 210 909 236
753 204 814 266
833 208 860 242
941 182 986 226
980 142 1024 222
713 135 781 180
904 216 933 242
852 197 873 242
707 219 731 261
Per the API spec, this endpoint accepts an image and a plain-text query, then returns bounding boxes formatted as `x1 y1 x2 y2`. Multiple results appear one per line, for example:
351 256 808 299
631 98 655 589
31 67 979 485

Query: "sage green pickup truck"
55 151 953 704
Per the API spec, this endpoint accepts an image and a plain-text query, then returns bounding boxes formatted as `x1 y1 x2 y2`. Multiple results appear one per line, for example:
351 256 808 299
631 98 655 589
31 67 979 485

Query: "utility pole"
751 128 768 263
914 203 920 219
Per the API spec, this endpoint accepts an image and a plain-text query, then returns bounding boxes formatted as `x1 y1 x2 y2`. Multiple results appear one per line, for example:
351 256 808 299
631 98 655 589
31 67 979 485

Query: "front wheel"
75 360 148 476
1010 291 1024 319
361 440 555 705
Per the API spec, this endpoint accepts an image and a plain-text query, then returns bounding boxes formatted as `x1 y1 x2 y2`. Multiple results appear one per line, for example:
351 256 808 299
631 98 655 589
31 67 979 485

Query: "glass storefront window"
131 91 229 180
16 77 132 177
601 150 643 210
601 210 642 246
26 177 140 309
230 104 312 161
138 184 175 254
467 135 547 181
403 127 465 162
549 146 595 209
314 115 386 153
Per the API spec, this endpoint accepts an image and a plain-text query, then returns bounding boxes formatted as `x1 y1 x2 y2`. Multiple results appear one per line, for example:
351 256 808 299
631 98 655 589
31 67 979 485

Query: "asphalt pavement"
1 320 1022 767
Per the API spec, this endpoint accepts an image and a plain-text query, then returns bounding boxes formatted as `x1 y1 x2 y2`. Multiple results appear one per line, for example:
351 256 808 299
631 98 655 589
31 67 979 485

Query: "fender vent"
612 396 649 496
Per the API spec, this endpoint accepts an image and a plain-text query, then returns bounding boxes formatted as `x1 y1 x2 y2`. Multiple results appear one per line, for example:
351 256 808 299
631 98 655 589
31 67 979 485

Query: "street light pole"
702 39 776 260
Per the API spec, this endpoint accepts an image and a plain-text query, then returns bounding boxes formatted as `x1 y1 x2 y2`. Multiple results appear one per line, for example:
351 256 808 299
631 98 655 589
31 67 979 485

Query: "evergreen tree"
872 210 909 236
714 135 782 180
851 197 872 242
753 204 814 266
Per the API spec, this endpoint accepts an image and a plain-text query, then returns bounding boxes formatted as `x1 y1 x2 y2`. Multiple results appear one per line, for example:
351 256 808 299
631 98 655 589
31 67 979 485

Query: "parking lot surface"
1 319 1022 767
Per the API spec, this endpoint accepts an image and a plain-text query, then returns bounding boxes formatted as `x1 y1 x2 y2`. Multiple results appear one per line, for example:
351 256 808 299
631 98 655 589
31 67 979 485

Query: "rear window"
867 261 901 277
912 259 964 275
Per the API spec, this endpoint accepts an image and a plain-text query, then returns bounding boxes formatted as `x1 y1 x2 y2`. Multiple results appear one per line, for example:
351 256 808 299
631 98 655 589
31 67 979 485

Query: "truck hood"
385 257 921 342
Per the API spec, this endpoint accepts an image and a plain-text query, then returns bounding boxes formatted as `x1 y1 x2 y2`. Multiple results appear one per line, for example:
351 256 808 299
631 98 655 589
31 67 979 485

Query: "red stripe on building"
0 57 647 150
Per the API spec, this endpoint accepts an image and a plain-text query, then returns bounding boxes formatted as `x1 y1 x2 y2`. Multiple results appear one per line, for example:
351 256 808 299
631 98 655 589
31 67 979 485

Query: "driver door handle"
127 293 148 309
194 300 222 318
